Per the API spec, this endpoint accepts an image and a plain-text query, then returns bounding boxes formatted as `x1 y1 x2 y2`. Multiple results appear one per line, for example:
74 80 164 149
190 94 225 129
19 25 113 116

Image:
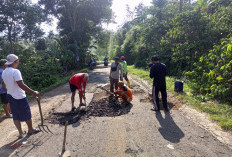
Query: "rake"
36 97 53 134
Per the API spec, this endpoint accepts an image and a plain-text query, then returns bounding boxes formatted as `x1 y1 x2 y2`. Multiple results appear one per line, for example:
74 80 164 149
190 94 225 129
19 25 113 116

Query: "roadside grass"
0 68 88 116
128 65 232 131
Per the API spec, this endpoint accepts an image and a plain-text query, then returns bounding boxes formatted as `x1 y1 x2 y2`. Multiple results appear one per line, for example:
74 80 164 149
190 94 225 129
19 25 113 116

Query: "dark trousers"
123 73 128 81
155 85 167 110
110 77 119 92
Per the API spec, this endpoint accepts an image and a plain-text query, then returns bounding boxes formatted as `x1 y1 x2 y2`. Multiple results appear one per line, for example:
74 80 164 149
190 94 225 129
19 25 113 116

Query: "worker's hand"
33 91 40 97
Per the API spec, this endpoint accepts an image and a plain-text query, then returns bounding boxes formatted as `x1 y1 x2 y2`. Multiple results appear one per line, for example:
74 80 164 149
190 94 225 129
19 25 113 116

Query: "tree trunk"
179 0 183 12
7 22 14 53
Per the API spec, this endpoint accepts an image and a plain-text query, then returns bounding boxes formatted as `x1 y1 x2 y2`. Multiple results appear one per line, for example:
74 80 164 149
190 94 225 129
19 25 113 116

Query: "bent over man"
69 73 89 111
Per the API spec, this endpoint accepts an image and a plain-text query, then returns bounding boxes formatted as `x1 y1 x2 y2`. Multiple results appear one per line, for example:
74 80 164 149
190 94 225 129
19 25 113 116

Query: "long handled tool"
80 94 87 112
59 121 71 157
36 97 53 134
96 84 114 95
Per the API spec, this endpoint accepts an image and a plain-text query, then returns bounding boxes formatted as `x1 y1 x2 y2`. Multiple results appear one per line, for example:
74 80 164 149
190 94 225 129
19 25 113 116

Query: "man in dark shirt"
149 56 168 111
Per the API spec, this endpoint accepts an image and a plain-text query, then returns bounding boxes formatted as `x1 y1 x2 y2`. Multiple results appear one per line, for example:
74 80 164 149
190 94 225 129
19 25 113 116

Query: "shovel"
59 121 71 157
36 97 53 134
96 84 114 95
80 94 87 112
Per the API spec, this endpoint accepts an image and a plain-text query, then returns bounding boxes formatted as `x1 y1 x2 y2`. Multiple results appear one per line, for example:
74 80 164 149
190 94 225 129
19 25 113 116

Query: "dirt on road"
0 64 232 157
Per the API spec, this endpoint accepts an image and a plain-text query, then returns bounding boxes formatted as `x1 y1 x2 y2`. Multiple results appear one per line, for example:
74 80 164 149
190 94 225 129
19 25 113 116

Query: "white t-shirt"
2 67 26 99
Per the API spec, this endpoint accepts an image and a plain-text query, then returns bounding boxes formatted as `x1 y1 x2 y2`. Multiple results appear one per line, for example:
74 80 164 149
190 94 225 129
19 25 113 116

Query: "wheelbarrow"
36 97 53 134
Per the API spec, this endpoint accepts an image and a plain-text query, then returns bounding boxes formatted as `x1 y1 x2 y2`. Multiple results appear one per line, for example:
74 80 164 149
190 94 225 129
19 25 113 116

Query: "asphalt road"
0 64 232 157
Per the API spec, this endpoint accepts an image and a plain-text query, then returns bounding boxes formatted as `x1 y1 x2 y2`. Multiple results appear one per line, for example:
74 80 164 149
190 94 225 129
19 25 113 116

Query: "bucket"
174 81 183 92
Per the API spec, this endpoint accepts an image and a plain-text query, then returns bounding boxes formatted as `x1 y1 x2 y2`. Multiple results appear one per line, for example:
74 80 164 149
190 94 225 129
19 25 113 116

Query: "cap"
120 56 125 60
5 54 18 65
151 56 159 61
115 57 120 61
0 59 7 66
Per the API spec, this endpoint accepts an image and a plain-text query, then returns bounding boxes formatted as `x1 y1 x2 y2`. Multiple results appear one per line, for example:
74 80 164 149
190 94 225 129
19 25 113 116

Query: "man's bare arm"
2 82 7 90
16 80 39 97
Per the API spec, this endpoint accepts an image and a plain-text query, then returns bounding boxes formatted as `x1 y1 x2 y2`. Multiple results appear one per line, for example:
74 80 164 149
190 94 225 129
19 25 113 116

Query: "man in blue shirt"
0 59 11 117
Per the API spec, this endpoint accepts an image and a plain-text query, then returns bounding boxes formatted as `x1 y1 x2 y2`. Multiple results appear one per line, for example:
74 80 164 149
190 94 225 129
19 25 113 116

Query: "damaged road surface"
0 64 232 157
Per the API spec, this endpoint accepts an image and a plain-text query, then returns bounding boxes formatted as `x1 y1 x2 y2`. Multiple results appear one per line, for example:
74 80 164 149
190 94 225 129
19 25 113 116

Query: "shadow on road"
0 133 52 157
0 116 10 123
155 111 184 143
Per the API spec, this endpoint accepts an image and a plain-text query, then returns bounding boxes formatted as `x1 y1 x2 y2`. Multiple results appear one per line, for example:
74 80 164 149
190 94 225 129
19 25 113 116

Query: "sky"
106 0 152 31
31 0 153 33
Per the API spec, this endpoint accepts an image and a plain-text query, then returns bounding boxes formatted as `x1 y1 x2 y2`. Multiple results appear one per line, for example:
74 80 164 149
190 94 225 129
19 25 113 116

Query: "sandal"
27 128 40 136
4 114 12 118
18 131 26 139
80 103 86 106
151 108 160 111
71 107 76 112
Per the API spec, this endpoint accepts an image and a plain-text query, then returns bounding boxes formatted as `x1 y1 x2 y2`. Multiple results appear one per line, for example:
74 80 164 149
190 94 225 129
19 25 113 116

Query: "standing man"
2 54 40 138
149 56 168 111
0 59 11 117
109 57 123 95
120 56 130 87
69 73 89 111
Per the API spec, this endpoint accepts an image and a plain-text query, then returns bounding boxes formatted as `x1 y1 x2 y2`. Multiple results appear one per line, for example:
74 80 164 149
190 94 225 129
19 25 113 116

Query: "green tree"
39 0 112 66
0 0 46 51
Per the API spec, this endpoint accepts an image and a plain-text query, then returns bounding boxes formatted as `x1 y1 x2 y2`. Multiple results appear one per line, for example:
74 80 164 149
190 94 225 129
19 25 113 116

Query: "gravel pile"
48 96 132 125
85 97 131 117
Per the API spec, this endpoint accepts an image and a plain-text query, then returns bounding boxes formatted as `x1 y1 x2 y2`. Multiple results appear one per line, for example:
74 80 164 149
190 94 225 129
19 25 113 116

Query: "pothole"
47 96 133 125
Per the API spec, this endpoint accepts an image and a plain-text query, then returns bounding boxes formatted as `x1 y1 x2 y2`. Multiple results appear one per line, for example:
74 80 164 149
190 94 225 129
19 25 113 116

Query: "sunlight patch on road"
167 144 174 150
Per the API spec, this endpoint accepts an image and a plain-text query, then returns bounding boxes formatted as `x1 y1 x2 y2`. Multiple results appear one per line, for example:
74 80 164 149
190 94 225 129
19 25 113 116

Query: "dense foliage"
110 0 232 104
185 36 232 104
0 0 112 92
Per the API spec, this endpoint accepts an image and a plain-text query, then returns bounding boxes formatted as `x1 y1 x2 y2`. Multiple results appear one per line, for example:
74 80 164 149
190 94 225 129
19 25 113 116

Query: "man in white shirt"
2 54 40 138
109 57 123 94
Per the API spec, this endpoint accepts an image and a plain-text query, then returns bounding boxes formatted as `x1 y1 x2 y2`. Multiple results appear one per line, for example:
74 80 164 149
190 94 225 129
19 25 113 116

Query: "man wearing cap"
149 56 168 112
120 56 130 87
114 81 133 104
69 73 89 111
0 59 11 117
2 54 40 138
109 57 123 94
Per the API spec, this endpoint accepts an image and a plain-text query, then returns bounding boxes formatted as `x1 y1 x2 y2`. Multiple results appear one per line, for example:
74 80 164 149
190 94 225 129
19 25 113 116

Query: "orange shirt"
116 86 133 101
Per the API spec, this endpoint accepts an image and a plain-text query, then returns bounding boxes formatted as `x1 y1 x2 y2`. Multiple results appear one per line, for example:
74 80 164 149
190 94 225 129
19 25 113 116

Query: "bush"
185 36 232 104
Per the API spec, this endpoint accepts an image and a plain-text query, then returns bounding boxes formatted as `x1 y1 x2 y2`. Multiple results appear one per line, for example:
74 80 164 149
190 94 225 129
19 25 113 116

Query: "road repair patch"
48 96 132 125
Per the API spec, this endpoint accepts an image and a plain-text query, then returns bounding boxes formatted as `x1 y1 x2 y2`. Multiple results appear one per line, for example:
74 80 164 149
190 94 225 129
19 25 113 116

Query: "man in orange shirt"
69 73 89 111
114 82 132 104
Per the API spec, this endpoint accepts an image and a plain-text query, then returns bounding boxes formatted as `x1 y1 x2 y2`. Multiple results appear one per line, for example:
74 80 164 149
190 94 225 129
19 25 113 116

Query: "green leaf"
216 75 224 82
